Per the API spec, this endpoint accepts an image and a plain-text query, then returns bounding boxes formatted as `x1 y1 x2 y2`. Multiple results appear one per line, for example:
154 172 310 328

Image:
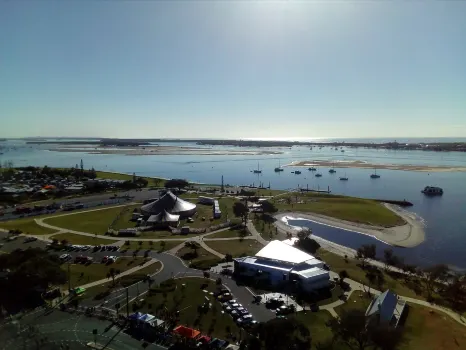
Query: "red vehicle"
14 207 32 214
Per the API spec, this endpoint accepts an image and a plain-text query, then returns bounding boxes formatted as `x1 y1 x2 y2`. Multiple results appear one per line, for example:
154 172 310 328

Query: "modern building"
365 290 406 328
140 191 196 218
233 240 330 292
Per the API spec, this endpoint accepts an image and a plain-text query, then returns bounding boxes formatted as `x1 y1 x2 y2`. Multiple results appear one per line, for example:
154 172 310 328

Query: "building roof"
365 290 398 323
141 191 196 216
147 210 180 223
292 267 328 279
235 256 294 273
255 240 316 265
173 325 201 339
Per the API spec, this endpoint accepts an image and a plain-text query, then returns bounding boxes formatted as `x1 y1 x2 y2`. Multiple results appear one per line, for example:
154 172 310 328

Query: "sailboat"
340 172 349 181
253 162 262 174
308 167 317 171
370 168 380 179
274 160 284 172
329 162 336 173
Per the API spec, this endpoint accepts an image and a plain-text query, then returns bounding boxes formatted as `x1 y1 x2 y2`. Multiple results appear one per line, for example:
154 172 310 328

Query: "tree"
297 227 312 239
444 274 466 313
339 270 349 285
107 268 117 285
383 249 394 271
233 201 248 224
160 241 166 251
356 244 376 268
261 201 278 214
164 179 189 189
60 239 69 246
294 236 320 255
423 264 449 299
329 309 402 350
244 318 311 350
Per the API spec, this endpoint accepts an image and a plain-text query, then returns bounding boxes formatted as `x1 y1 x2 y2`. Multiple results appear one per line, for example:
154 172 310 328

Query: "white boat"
422 186 443 196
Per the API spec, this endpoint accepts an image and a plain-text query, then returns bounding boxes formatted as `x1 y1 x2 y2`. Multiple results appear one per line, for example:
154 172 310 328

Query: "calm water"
1 139 466 269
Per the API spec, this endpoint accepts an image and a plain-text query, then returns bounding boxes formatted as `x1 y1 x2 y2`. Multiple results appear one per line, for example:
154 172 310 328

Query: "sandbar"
48 145 281 156
274 204 425 248
287 160 466 172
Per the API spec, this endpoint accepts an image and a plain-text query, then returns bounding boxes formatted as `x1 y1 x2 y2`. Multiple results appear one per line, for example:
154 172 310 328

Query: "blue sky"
1 1 465 139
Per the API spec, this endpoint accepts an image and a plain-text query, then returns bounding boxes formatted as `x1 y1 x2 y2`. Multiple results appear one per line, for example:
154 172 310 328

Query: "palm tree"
107 268 117 286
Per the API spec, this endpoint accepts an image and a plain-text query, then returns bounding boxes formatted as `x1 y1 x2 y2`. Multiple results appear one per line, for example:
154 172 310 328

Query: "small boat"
329 162 336 173
341 150 345 152
370 168 380 179
274 160 284 172
294 170 302 175
340 173 348 181
422 186 443 196
253 162 262 174
308 167 317 171
315 173 322 177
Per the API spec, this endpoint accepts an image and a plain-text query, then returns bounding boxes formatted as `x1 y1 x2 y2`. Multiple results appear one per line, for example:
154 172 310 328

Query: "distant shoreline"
288 160 466 172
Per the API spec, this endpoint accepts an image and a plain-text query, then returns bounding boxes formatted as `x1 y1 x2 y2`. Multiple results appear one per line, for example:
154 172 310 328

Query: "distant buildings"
234 240 330 292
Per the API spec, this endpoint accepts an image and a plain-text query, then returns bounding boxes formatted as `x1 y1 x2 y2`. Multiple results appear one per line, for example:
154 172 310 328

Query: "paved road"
0 189 161 222
0 308 166 350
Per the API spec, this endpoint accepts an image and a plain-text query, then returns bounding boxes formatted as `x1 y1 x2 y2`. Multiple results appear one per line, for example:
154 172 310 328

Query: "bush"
190 258 222 270
149 279 176 294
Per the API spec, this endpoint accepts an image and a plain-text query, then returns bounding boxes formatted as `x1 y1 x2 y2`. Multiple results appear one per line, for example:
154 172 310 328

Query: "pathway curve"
246 220 269 245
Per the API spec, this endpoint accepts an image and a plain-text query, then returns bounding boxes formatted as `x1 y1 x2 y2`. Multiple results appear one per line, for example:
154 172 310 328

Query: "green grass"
64 257 148 289
204 240 264 257
334 291 372 316
140 277 241 339
176 246 222 269
290 311 336 347
318 249 425 300
95 171 166 186
0 218 59 235
275 193 405 227
398 303 466 350
207 227 248 238
121 240 181 252
82 261 162 300
44 205 138 235
51 232 119 245
178 197 236 229
253 188 289 197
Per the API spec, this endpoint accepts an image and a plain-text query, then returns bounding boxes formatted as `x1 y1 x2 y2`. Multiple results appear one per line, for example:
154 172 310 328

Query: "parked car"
24 236 38 243
102 256 109 263
59 254 72 262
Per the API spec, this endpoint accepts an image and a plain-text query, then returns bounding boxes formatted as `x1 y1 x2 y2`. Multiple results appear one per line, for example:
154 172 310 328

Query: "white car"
59 254 71 262
108 256 118 263
230 303 241 309
228 299 237 305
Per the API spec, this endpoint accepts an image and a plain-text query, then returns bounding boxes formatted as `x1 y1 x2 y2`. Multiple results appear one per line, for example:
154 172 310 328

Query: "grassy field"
253 188 289 197
44 205 138 235
95 171 166 186
64 257 148 289
140 277 241 339
0 218 58 235
204 240 264 257
177 197 236 229
51 232 119 245
207 227 248 239
318 249 426 300
176 246 222 269
291 311 336 347
333 293 466 350
399 303 466 350
121 240 181 252
82 261 162 300
274 193 405 227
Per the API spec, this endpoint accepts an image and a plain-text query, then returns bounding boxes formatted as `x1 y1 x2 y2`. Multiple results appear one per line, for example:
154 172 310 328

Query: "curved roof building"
141 191 196 217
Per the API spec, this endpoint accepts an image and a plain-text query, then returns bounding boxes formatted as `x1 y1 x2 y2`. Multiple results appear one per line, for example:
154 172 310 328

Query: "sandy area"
273 204 425 248
49 145 281 156
288 160 466 172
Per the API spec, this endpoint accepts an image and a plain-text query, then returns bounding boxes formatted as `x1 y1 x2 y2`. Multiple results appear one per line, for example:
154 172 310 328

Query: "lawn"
176 246 222 269
204 240 264 257
63 257 148 289
95 171 166 187
51 232 119 245
44 205 138 235
82 261 162 300
291 311 336 347
253 188 289 197
334 291 372 316
140 277 241 339
207 227 249 239
318 249 426 300
0 218 58 235
399 303 466 350
178 197 236 229
275 193 405 227
121 240 181 252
